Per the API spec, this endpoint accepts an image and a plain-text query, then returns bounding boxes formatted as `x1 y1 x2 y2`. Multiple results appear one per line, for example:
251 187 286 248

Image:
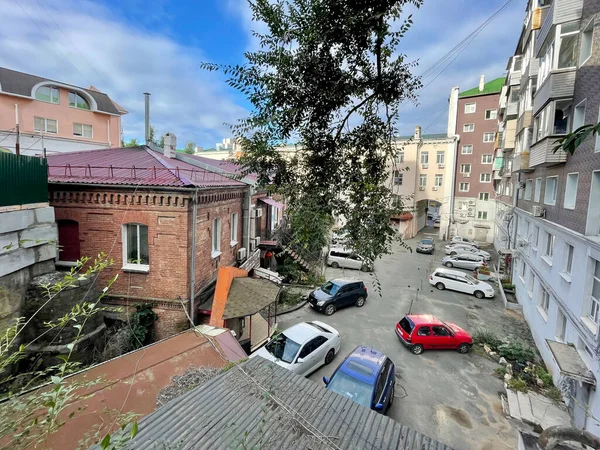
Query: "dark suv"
308 279 368 316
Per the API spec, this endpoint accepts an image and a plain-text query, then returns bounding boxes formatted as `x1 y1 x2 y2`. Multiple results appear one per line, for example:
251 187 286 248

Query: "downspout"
107 119 111 146
243 186 254 252
412 140 422 238
448 135 460 240
190 188 199 323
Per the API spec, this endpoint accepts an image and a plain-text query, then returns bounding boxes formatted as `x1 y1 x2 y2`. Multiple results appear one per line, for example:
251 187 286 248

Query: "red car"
395 314 472 355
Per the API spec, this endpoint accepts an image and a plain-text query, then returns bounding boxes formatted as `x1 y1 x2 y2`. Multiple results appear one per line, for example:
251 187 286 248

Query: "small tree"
184 141 196 154
554 122 600 155
122 138 139 148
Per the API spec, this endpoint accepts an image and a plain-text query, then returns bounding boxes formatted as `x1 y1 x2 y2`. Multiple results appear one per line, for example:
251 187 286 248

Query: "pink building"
0 67 126 155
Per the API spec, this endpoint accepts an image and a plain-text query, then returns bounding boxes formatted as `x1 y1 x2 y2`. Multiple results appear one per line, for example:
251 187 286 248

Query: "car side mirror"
323 376 329 385
296 358 304 364
374 402 384 411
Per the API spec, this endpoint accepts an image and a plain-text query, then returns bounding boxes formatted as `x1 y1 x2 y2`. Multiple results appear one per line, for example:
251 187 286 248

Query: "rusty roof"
223 277 281 319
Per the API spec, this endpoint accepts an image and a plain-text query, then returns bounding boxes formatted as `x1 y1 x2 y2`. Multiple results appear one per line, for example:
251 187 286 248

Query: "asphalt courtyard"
279 232 531 450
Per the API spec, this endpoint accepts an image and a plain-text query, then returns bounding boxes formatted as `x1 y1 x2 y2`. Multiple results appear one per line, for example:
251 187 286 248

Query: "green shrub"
495 366 507 378
507 377 528 392
536 366 553 387
502 284 515 290
546 386 563 403
472 329 502 351
498 342 535 364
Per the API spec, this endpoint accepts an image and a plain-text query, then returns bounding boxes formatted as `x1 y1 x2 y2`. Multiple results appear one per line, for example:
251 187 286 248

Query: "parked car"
441 254 486 270
251 321 341 376
323 346 395 414
416 238 435 254
433 219 441 228
444 244 491 260
308 279 368 316
395 314 473 355
331 231 348 246
450 236 480 249
428 267 495 299
327 248 371 271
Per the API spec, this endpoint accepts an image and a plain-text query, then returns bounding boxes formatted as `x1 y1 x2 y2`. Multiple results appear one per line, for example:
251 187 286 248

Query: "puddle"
436 405 473 429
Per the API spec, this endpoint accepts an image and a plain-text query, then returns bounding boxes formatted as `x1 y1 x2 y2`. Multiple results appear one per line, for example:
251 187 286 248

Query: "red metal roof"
186 154 258 182
47 146 246 188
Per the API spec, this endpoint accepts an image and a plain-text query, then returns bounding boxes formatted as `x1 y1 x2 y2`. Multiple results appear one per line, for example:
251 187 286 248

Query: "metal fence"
0 153 48 207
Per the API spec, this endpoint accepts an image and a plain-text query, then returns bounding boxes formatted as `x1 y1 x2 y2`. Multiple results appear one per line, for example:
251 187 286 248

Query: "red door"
415 326 434 349
58 220 80 262
432 326 454 349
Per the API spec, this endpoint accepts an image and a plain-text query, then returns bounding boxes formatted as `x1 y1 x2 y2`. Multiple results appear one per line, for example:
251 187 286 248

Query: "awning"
259 197 284 209
222 277 281 319
546 339 596 385
392 213 413 221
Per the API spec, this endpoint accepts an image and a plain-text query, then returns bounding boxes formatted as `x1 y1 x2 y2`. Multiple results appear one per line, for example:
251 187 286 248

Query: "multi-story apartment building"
447 76 505 243
0 67 126 155
388 126 457 238
498 0 600 436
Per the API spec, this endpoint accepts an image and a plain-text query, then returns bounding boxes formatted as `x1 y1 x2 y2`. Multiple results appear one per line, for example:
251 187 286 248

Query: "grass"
536 366 553 387
495 366 507 379
507 377 528 393
472 329 503 351
546 386 563 403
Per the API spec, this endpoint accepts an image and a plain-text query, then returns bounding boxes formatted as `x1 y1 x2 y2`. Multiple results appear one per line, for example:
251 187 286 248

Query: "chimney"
447 86 459 136
164 132 176 158
479 75 485 92
144 92 151 144
414 125 421 141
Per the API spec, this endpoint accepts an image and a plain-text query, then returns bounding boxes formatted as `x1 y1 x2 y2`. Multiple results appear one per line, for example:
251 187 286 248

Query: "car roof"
448 253 484 259
419 238 434 242
406 314 443 326
339 346 387 384
282 322 321 344
433 267 469 277
329 278 362 286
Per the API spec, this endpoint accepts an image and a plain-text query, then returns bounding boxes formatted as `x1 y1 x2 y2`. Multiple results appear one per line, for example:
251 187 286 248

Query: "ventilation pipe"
479 75 485 92
144 92 151 144
163 133 176 158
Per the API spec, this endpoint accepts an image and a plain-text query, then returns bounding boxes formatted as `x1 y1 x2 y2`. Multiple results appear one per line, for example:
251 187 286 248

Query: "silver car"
441 254 487 270
444 244 491 260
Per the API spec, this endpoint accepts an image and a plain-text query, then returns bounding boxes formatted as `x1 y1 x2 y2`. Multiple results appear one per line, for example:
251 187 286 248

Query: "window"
57 220 80 263
544 176 558 205
483 132 495 142
580 21 594 65
591 260 600 327
480 173 491 183
459 183 470 192
534 177 542 202
524 180 533 200
435 174 443 187
553 100 572 135
528 269 535 295
419 175 427 187
596 106 600 152
539 288 550 316
463 123 474 132
34 117 58 134
460 164 471 174
436 151 445 164
68 91 90 110
481 154 493 164
477 211 488 220
556 310 566 342
521 260 527 279
479 193 490 201
73 123 93 138
212 217 222 257
395 152 404 163
417 326 431 336
564 173 579 209
421 152 429 165
464 103 476 113
432 326 452 336
573 100 586 131
231 213 239 245
538 39 554 83
393 171 403 185
557 22 579 69
533 226 539 249
35 86 59 104
564 244 574 276
123 224 149 269
485 109 497 120
461 145 473 154
544 232 555 261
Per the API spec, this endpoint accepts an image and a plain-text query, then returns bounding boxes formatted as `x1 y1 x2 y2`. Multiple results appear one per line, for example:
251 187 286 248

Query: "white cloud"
0 0 247 147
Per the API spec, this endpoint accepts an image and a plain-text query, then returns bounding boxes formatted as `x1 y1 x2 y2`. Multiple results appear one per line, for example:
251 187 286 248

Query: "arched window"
122 223 149 269
35 86 59 104
68 91 90 110
57 220 80 262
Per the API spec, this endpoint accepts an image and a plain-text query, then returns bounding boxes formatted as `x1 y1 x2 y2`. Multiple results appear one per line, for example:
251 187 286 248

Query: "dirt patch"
436 405 473 429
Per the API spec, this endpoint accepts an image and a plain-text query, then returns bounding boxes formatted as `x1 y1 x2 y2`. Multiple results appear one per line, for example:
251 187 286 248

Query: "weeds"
546 386 563 403
472 329 503 351
498 342 535 364
495 366 507 378
507 377 528 392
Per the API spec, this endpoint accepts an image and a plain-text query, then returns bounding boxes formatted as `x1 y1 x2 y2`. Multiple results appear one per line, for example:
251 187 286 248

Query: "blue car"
323 346 395 414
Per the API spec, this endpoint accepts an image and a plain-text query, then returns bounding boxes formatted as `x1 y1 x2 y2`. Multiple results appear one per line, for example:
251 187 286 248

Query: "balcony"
535 0 583 57
509 70 522 86
530 138 568 167
512 152 534 173
506 101 519 119
516 110 532 133
533 70 576 115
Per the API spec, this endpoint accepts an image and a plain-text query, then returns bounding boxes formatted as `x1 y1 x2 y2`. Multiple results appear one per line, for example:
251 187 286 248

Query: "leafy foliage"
553 122 600 155
202 0 423 268
129 304 158 350
472 329 502 351
184 141 196 154
497 342 535 364
507 377 528 393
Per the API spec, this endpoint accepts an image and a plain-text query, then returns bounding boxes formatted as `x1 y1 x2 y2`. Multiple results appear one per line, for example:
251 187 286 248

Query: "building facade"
498 0 600 437
0 67 126 155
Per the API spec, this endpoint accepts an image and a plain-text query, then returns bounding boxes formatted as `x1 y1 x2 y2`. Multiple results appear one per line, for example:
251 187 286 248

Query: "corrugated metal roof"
108 357 454 450
223 277 280 319
459 77 506 98
47 146 246 188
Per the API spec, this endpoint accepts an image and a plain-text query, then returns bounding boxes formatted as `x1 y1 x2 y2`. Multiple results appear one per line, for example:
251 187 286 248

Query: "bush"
502 284 515 291
507 377 528 392
495 366 507 378
536 366 553 387
472 329 503 351
546 386 563 403
498 342 535 364
278 290 305 306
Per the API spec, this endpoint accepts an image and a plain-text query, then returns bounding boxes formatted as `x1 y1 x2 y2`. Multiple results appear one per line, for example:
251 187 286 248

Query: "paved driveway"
278 235 525 450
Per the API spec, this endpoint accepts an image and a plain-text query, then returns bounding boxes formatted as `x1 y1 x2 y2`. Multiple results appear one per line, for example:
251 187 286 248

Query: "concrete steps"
504 384 572 429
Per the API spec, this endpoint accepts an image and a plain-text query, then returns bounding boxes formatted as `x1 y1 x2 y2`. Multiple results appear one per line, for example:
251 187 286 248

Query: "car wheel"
355 296 365 307
457 343 471 354
436 282 445 290
325 348 335 365
474 290 485 299
411 344 424 355
324 304 336 316
445 262 453 268
360 265 369 272
330 262 339 269
450 251 457 256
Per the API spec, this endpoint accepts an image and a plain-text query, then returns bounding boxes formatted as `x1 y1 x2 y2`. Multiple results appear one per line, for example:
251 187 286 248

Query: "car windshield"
327 370 373 408
420 239 433 245
321 281 341 295
441 321 456 334
265 333 301 363
465 274 479 284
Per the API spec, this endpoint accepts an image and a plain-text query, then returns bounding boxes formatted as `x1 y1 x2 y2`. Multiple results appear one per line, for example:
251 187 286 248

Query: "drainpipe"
243 186 254 252
107 119 111 146
190 188 199 324
448 135 460 240
144 92 151 144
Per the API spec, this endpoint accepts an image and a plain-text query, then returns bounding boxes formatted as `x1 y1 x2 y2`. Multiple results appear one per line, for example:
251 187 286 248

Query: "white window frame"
524 179 533 200
212 217 222 258
122 223 149 272
395 152 404 164
436 151 445 164
564 172 579 210
459 183 470 192
73 123 93 138
481 154 493 164
483 132 495 143
68 91 91 110
591 259 600 329
520 260 527 281
563 243 574 280
464 103 476 114
532 226 539 251
573 99 586 131
538 288 550 319
460 164 471 174
543 232 555 265
596 105 600 152
479 192 490 201
34 86 59 104
34 116 58 134
485 109 497 120
461 145 473 154
419 174 427 187
477 211 488 220
580 20 594 66
421 152 429 165
434 174 443 187
463 123 475 132
544 176 558 205
393 170 403 185
556 309 567 342
528 269 535 297
480 173 491 183
230 213 239 246
534 177 542 202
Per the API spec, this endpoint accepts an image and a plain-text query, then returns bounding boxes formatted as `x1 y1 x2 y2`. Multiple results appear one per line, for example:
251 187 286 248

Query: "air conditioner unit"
237 248 247 261
422 164 428 169
532 205 542 217
438 164 445 169
460 213 466 217
249 240 256 251
432 186 439 191
468 200 476 206
419 186 426 191
255 208 263 218
463 173 471 178
254 236 261 246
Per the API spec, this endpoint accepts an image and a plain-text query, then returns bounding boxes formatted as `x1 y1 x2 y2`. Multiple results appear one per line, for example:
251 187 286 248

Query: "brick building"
47 143 277 340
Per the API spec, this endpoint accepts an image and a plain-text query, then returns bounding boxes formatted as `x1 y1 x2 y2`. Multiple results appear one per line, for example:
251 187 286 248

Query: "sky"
0 0 524 148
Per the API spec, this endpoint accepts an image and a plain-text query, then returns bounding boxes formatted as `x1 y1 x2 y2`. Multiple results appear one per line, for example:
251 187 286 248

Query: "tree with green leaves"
554 122 600 155
122 138 139 148
184 141 196 154
202 0 421 267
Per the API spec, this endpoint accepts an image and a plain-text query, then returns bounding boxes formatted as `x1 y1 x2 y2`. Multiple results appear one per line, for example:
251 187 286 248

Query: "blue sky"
0 0 524 149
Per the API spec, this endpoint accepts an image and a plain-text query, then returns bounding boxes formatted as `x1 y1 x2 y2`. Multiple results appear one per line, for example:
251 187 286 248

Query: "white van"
327 248 370 271
428 267 495 299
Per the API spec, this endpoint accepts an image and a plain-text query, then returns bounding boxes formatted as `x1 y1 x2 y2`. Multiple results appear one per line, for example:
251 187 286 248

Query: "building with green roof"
458 76 506 98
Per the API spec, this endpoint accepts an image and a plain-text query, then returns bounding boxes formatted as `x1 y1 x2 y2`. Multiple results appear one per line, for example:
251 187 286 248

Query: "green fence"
0 153 48 207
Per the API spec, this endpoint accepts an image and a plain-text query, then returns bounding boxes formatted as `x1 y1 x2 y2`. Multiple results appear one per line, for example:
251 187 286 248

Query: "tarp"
259 196 285 209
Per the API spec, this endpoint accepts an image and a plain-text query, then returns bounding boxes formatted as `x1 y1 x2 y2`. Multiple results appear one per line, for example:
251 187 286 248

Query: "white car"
450 236 480 248
251 321 341 376
441 254 487 270
327 248 371 271
429 267 495 299
444 244 490 260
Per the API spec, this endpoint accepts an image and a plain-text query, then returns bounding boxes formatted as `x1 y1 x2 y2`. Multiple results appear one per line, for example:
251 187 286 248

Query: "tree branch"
334 93 376 141
538 425 600 450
